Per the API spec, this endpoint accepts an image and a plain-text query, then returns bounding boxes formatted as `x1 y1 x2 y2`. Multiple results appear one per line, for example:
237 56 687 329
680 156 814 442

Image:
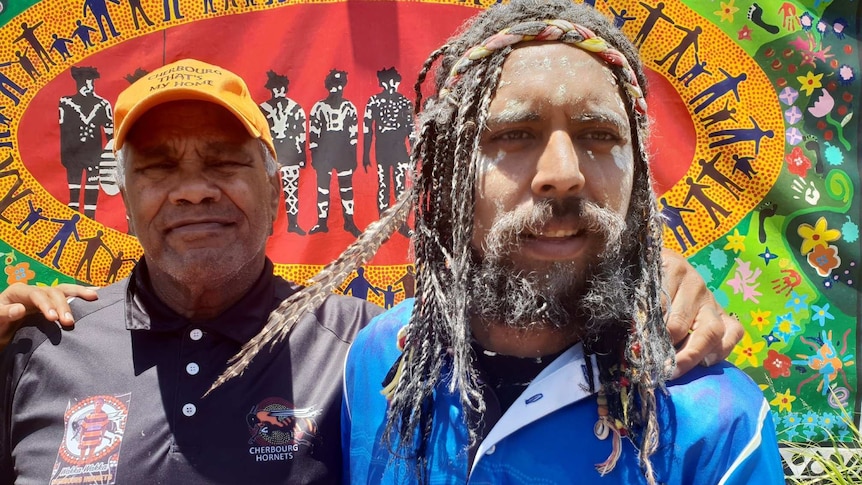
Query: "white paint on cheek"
611 145 633 173
475 149 506 198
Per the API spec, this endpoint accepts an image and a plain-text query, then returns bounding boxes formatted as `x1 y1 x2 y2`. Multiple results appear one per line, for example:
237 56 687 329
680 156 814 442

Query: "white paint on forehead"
497 98 530 120
611 144 633 173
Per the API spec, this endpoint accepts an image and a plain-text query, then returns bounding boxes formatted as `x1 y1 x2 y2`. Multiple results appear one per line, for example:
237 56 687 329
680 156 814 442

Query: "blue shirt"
343 299 785 484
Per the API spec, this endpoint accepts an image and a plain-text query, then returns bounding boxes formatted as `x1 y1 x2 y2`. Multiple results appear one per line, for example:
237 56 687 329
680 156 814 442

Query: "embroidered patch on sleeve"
50 393 131 485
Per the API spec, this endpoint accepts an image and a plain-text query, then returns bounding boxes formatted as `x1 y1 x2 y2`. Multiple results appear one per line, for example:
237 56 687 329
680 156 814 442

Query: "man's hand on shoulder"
0 283 98 349
661 248 744 379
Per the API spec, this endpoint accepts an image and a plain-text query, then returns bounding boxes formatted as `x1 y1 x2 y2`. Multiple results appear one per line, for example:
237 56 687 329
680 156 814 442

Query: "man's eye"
138 163 172 172
583 131 619 141
493 130 532 141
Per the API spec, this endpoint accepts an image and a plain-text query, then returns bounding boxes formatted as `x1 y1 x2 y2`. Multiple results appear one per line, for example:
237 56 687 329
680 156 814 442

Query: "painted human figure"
707 116 774 155
13 21 55 73
392 265 415 299
0 71 26 106
696 152 744 200
634 1 673 47
731 153 757 179
660 197 697 252
677 55 710 87
689 68 747 115
50 34 75 61
0 50 39 83
37 213 82 269
341 267 379 300
683 176 729 229
59 66 113 218
17 200 47 234
260 71 307 235
105 250 136 284
162 0 183 21
608 6 636 29
363 67 413 217
128 0 154 29
309 69 360 236
71 20 98 49
376 285 403 309
700 100 738 128
655 24 702 76
83 0 121 42
74 229 110 282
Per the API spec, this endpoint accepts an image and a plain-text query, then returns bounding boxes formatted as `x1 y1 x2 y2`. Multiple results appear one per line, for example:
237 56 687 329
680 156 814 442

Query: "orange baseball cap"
113 58 275 158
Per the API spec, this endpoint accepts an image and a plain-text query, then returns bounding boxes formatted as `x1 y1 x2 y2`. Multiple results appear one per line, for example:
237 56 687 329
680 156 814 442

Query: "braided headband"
440 19 647 115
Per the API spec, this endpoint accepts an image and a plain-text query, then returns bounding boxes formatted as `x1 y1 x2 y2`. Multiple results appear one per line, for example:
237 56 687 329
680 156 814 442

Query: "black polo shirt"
1 258 381 484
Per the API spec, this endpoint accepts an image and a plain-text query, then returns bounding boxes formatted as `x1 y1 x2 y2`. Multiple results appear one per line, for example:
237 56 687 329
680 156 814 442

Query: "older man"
239 2 781 484
0 59 380 484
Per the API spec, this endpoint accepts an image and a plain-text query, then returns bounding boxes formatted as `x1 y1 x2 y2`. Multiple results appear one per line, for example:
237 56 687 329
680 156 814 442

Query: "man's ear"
119 187 135 235
269 172 280 225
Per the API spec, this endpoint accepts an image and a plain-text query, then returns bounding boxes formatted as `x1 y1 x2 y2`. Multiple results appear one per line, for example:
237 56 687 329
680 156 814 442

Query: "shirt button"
186 363 200 375
189 329 203 341
182 403 196 417
486 445 496 455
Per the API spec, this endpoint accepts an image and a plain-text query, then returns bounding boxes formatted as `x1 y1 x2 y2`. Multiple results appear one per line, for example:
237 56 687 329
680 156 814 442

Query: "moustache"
483 199 627 259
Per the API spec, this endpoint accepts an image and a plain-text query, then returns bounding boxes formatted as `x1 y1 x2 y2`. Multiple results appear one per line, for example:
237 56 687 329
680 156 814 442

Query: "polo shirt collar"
125 257 284 344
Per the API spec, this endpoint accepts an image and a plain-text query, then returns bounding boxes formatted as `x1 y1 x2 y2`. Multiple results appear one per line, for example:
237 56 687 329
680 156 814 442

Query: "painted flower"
818 412 836 432
5 262 35 285
732 331 766 367
715 0 739 23
3 254 14 265
808 244 841 277
773 313 801 342
810 303 835 327
737 25 752 40
749 309 772 332
723 229 746 254
807 89 834 117
796 71 823 96
801 411 819 429
771 388 796 413
832 19 847 38
797 217 841 254
799 12 814 31
764 350 792 378
782 412 801 429
815 19 829 35
785 291 809 313
784 146 811 177
838 64 855 85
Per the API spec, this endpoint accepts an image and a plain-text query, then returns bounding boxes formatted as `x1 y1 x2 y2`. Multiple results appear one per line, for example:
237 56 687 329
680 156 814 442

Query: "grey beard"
468 198 636 341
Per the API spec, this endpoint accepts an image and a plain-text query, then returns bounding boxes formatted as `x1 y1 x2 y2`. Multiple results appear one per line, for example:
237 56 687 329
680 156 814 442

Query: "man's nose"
531 130 585 198
168 168 221 205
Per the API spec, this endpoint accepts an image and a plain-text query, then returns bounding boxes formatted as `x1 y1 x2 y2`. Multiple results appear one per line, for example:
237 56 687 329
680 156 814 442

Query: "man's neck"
146 257 267 321
470 318 579 358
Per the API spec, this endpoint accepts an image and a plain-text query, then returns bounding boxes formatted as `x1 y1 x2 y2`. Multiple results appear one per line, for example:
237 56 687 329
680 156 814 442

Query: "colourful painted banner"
0 0 858 466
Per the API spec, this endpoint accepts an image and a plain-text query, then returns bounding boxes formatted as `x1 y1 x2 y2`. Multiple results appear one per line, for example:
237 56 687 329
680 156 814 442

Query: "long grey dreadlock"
211 1 674 483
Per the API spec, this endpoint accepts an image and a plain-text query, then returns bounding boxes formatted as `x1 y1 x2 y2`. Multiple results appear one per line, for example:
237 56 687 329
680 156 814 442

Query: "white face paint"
610 144 633 173
475 149 507 198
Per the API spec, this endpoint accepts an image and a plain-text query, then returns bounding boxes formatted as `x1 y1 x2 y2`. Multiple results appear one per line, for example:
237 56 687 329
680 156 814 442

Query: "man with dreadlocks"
334 2 783 483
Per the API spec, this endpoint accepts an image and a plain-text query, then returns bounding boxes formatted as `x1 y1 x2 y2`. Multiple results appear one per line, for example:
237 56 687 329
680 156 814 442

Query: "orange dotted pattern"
274 263 414 308
602 2 783 254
